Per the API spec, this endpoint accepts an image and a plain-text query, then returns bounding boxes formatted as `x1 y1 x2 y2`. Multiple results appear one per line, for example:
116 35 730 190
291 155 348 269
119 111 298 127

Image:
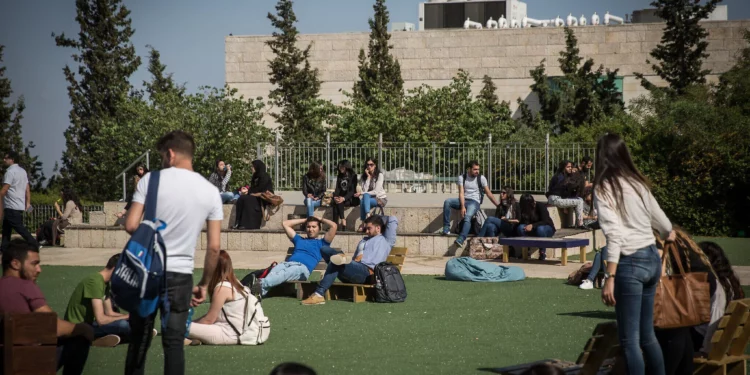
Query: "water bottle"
185 307 194 338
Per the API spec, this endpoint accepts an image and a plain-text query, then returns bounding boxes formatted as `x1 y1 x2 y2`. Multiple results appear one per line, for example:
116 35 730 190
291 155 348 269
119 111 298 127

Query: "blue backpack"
111 171 169 317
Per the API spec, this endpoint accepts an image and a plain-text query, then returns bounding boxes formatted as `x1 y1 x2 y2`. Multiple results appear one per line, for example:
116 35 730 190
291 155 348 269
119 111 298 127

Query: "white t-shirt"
2 164 28 211
133 168 223 274
457 174 488 204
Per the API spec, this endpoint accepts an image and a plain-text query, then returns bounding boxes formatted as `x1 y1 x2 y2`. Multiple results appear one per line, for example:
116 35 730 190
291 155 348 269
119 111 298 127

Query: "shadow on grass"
476 368 503 374
558 310 616 319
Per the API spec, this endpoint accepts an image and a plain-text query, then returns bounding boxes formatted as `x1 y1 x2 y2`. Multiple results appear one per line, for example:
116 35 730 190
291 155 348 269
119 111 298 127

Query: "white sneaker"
331 253 351 265
579 279 594 290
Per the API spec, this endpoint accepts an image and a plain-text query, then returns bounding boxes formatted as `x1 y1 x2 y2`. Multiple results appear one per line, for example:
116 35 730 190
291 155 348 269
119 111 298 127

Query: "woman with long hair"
515 193 556 260
546 160 585 228
595 133 674 375
186 250 248 345
116 164 149 219
354 157 387 231
696 241 744 356
331 160 359 230
233 160 274 230
208 159 235 204
38 187 84 246
478 186 520 238
302 161 326 218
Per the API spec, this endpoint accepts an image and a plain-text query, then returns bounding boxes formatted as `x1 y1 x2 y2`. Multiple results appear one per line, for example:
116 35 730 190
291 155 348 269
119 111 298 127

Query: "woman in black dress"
331 160 359 231
233 160 273 230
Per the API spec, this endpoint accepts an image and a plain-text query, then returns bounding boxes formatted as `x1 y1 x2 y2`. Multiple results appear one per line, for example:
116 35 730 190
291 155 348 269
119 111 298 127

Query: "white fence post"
487 134 493 191
545 133 550 189
326 132 331 188
378 133 383 165
274 132 280 188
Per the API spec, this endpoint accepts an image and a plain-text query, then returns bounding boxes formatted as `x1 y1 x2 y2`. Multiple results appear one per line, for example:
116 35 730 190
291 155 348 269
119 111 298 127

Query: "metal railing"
119 151 150 202
257 133 594 193
23 205 104 232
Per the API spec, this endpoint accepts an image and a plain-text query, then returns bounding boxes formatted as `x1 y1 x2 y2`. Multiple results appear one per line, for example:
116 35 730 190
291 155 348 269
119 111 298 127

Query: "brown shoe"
92 334 120 347
184 338 202 346
331 253 351 265
301 294 326 305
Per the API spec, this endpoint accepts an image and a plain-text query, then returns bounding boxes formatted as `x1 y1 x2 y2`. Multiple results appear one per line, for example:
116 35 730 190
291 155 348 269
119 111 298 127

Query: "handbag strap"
144 170 161 221
664 242 687 275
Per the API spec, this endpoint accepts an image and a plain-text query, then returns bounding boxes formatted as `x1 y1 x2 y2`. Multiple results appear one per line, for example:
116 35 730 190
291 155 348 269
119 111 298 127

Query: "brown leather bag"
653 243 711 329
252 191 284 207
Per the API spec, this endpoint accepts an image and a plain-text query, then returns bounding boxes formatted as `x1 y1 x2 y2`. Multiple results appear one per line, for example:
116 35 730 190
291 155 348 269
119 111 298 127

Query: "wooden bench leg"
354 286 367 303
522 247 528 260
561 248 568 266
580 246 586 263
502 245 509 263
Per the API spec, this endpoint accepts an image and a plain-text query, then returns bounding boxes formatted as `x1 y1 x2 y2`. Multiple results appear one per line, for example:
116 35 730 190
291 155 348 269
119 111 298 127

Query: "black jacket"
495 201 520 220
250 160 273 194
302 175 326 199
546 173 567 197
519 204 556 234
333 172 358 201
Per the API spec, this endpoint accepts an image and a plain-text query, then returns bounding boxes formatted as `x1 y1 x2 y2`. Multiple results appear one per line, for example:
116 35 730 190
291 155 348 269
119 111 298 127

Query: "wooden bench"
324 246 408 303
498 237 590 266
1 312 58 375
491 321 625 375
694 298 750 375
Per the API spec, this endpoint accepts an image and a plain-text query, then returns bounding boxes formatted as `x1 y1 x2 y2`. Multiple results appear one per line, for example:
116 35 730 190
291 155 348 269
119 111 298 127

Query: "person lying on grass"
248 216 338 299
301 215 398 305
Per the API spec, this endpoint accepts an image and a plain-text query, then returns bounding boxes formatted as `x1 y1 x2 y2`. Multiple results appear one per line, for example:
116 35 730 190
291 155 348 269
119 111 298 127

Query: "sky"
1 0 749 178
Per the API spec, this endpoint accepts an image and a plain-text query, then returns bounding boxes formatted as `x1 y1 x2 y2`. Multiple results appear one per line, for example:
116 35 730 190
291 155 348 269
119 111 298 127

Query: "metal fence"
23 205 104 232
257 133 594 194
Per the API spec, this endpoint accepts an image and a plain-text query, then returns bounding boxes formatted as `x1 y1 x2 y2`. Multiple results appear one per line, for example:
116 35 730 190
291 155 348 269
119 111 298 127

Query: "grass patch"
40 266 615 375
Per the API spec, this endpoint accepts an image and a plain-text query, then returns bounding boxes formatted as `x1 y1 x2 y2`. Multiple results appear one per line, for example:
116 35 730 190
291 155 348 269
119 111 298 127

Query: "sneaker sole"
302 302 325 305
92 335 120 347
331 254 351 266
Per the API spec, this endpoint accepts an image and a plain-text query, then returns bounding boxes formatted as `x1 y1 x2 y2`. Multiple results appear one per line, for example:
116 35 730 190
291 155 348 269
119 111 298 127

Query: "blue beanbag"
445 257 526 282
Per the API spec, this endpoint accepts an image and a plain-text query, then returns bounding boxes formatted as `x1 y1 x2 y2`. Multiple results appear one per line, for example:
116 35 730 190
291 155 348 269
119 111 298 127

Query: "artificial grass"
39 266 615 375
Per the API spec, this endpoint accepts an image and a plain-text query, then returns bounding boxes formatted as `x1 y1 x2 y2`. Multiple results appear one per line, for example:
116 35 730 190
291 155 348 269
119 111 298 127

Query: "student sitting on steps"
249 216 338 299
301 215 398 305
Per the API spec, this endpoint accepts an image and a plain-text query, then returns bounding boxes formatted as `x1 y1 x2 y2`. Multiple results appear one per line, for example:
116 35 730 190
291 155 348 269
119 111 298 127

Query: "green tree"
635 0 722 95
352 0 404 107
715 30 750 116
0 45 45 189
528 27 623 133
143 45 185 101
477 75 512 125
53 0 141 200
267 0 325 143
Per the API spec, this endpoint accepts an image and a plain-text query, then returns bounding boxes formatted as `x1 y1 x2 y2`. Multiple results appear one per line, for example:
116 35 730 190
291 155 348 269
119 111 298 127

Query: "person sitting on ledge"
249 216 338 299
355 157 387 231
301 215 398 305
546 160 585 228
208 159 236 204
441 160 499 246
233 160 273 230
301 161 326 218
478 186 519 238
515 193 556 261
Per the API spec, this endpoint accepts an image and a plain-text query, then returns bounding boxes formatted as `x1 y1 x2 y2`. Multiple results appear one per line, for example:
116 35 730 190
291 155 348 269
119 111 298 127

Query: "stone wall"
226 21 750 127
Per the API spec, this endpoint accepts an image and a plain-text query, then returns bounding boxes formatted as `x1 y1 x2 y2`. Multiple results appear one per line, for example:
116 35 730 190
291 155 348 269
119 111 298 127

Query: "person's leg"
311 199 321 216
304 198 314 217
125 312 156 375
640 245 666 375
442 198 460 233
92 319 131 339
359 193 373 221
260 262 310 296
220 192 234 204
586 246 608 283
337 261 372 284
614 255 646 375
7 209 39 248
655 328 692 375
573 198 584 226
57 336 91 375
233 196 245 227
532 225 554 258
332 202 343 221
478 217 502 237
457 200 479 244
162 272 193 375
319 245 344 264
1 210 12 252
498 220 516 237
188 323 236 345
314 263 343 296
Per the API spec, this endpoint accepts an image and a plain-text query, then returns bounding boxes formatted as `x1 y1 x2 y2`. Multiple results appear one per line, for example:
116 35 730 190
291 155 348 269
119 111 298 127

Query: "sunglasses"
501 191 507 194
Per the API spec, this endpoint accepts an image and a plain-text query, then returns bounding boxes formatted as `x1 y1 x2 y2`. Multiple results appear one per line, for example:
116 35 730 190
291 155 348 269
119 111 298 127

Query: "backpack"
567 261 593 285
223 286 271 345
374 262 407 303
240 262 277 286
111 171 169 318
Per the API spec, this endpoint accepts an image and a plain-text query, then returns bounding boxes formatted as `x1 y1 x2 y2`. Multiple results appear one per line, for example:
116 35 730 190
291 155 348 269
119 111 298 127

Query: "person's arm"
374 173 385 195
321 218 337 244
91 298 128 325
282 218 306 240
193 284 232 325
124 202 143 234
195 220 221 304
222 168 232 192
530 204 553 230
302 175 310 197
61 200 76 220
34 305 93 341
103 298 128 318
345 175 356 200
0 184 7 221
458 176 466 217
316 180 326 200
25 183 31 211
483 180 498 207
382 216 399 248
647 190 672 240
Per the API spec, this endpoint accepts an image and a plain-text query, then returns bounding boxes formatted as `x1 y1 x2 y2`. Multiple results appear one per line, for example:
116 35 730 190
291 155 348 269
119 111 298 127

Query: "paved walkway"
40 247 750 284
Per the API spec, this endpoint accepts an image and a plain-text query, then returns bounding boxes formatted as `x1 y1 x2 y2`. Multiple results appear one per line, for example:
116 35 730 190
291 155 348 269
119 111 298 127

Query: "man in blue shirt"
253 216 338 298
302 215 398 305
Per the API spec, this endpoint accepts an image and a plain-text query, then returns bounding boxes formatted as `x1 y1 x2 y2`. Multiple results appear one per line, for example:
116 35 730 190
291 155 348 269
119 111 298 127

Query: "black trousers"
1 208 39 251
331 197 359 220
125 272 193 375
655 327 694 375
56 336 91 375
234 194 263 229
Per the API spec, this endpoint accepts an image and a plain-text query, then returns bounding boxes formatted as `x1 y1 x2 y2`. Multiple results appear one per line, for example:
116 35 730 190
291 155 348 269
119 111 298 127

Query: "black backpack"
374 262 407 303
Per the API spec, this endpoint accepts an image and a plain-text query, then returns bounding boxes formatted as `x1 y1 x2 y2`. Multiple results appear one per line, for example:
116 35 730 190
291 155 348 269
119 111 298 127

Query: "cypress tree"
143 45 184 101
477 75 512 124
267 0 324 143
53 0 141 199
352 0 404 107
635 0 722 95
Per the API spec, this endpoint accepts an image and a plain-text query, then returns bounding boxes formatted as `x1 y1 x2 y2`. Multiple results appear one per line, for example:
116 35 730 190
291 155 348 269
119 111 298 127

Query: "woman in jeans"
355 157 387 231
595 134 674 375
478 186 519 238
301 161 326 218
515 193 556 260
546 160 585 228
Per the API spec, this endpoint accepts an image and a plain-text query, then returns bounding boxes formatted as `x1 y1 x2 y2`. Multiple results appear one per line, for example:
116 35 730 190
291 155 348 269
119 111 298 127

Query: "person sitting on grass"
249 216 338 299
186 250 248 346
0 238 94 375
478 186 519 238
64 253 148 347
301 215 398 305
515 194 556 261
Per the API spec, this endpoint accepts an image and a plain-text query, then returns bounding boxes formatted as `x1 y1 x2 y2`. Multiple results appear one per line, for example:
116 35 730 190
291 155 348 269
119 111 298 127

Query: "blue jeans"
614 245 665 375
261 261 310 296
443 198 480 241
315 261 371 296
360 193 379 221
586 246 608 282
515 224 555 252
478 217 516 237
220 192 238 204
92 319 131 339
304 198 322 217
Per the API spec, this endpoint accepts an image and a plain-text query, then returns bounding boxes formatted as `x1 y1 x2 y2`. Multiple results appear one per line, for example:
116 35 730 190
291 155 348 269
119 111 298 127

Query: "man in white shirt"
0 150 39 252
441 161 499 246
123 131 223 375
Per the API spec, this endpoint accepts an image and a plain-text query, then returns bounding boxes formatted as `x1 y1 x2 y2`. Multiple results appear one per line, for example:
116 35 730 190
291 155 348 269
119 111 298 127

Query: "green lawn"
40 266 615 375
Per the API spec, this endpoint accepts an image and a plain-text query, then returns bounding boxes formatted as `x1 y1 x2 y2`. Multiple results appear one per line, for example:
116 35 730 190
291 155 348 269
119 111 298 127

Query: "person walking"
595 133 674 375
1 150 39 252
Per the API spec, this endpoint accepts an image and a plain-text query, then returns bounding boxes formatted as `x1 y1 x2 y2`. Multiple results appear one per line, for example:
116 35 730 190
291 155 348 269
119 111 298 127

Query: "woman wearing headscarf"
232 160 273 230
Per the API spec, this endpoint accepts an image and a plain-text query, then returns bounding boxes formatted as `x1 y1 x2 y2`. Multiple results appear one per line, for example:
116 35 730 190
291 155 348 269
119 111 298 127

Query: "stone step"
63 226 604 258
